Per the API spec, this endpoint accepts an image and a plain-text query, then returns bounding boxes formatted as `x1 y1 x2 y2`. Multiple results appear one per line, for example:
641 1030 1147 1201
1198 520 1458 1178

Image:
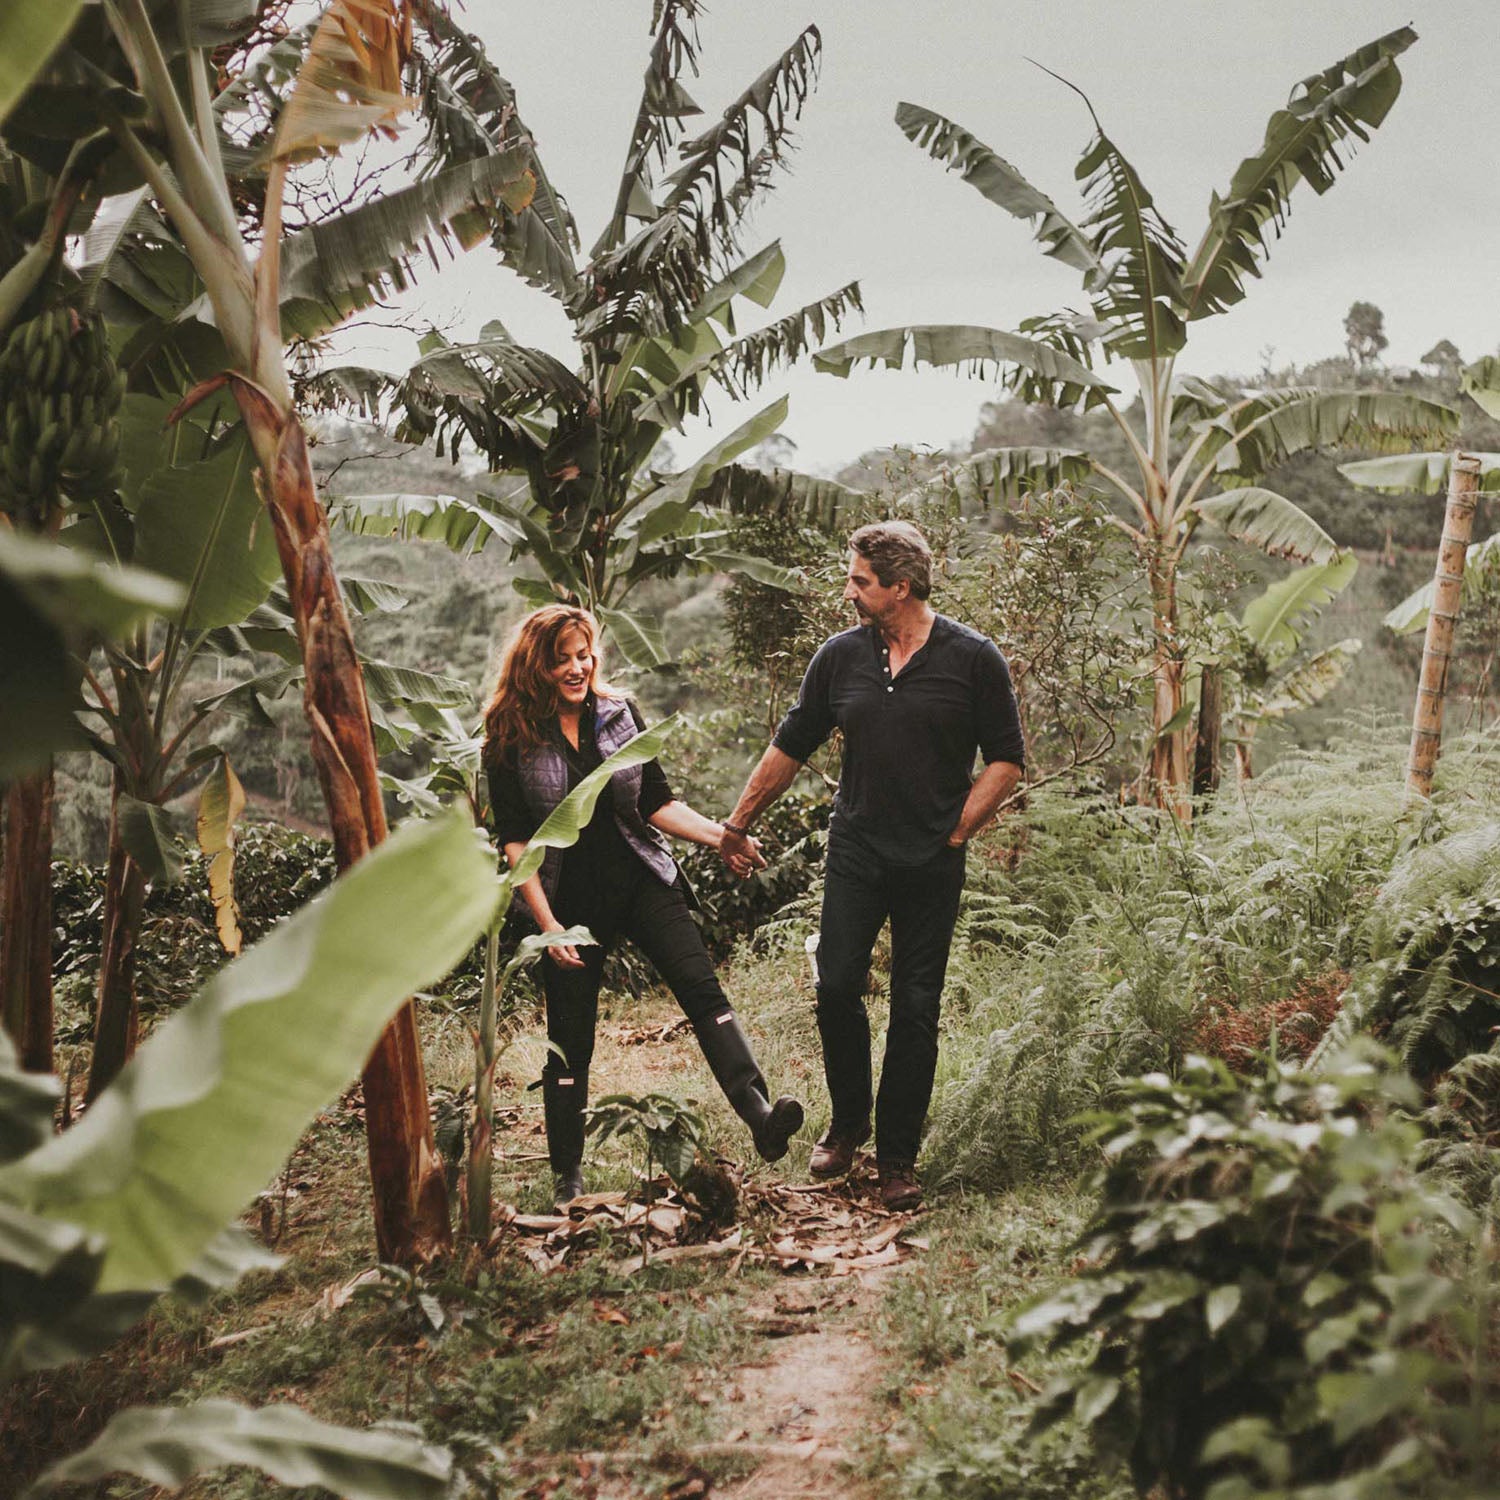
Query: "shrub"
1317 819 1500 1084
925 726 1422 1192
49 823 339 1027
678 786 829 960
1007 1043 1484 1500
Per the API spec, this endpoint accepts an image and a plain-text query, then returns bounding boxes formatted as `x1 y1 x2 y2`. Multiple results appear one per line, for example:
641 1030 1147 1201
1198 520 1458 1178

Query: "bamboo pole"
1406 452 1482 799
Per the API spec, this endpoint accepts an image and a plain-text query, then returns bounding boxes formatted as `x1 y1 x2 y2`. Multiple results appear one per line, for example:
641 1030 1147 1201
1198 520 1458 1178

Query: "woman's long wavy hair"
482 605 613 762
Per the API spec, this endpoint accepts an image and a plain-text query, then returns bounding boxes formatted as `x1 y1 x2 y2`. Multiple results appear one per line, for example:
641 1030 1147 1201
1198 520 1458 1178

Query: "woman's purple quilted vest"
515 695 678 899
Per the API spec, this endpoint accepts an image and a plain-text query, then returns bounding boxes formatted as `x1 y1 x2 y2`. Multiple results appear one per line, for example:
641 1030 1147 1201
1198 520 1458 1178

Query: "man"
719 520 1024 1210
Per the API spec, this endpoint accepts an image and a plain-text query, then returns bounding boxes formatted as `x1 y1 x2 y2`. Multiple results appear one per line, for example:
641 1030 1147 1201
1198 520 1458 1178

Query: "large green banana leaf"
278 155 537 338
1193 487 1339 564
659 26 821 261
327 489 527 556
1203 388 1456 479
413 8 580 303
636 281 862 428
592 0 705 258
115 796 184 885
1179 28 1416 322
598 607 669 670
700 463 867 534
624 396 790 536
1074 119 1187 362
0 811 496 1296
401 337 588 407
956 447 1097 508
0 0 87 126
813 325 1116 398
1339 452 1500 495
692 241 786 323
27 1399 450 1500
894 103 1100 279
1240 554 1359 661
1255 639 1362 719
131 432 281 630
0 529 183 777
1383 533 1500 635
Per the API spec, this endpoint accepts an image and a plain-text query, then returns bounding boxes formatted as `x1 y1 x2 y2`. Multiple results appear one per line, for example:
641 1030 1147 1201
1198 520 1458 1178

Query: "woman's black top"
486 695 675 916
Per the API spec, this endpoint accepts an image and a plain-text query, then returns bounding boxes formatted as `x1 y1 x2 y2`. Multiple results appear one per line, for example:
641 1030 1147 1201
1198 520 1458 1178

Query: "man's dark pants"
814 825 967 1166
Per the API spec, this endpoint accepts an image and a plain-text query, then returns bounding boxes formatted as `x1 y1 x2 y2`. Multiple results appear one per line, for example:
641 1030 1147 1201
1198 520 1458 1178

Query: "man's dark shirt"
773 614 1025 865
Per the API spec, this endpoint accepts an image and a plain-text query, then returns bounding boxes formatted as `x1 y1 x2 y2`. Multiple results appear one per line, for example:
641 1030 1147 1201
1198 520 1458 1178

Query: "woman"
483 604 804 1209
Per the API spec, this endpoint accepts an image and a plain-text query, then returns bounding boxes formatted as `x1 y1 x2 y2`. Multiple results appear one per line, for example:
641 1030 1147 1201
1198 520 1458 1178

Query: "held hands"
718 824 767 879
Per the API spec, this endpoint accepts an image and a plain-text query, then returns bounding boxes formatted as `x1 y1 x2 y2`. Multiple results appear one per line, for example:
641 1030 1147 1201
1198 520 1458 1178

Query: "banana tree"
0 527 182 1075
0 123 147 1080
70 393 465 1099
323 0 860 665
1218 555 1363 782
2 0 542 1262
812 27 1455 815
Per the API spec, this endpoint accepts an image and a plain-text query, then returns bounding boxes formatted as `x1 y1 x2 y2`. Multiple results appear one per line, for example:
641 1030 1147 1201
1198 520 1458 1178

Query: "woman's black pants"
539 875 733 1173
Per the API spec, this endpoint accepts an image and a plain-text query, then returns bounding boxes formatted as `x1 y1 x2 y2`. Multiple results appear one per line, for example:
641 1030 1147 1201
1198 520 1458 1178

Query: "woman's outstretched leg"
625 879 803 1162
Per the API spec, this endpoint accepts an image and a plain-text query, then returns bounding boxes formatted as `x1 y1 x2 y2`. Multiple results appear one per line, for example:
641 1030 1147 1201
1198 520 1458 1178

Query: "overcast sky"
346 1 1500 472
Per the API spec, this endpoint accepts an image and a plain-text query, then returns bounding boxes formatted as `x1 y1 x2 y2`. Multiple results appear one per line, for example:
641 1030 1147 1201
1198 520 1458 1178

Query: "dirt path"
494 999 919 1497
713 1267 908 1499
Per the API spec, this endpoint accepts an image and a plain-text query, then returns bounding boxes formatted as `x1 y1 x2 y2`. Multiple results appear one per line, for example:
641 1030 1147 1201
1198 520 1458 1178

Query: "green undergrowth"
870 1186 1133 1500
918 719 1500 1192
1 1090 786 1500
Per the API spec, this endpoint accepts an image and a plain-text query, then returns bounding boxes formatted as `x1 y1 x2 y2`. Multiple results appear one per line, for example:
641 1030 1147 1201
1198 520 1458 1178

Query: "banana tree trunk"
1146 558 1191 820
235 383 450 1264
86 781 148 1103
1193 667 1223 799
466 922 501 1242
1 766 55 1074
1407 452 1482 799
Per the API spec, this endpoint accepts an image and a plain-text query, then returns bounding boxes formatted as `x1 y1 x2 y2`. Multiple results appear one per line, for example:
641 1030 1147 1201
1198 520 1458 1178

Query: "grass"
868 1187 1133 1500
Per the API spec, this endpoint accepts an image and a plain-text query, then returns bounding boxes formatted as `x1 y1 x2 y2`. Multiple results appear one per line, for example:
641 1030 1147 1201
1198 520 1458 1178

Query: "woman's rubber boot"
542 1068 587 1210
693 1011 804 1163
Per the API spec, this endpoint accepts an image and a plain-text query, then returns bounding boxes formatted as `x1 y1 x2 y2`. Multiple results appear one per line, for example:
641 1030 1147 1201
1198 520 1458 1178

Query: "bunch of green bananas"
0 305 127 519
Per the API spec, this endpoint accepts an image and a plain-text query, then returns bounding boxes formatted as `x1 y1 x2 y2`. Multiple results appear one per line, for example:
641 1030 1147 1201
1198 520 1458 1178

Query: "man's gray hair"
848 519 933 600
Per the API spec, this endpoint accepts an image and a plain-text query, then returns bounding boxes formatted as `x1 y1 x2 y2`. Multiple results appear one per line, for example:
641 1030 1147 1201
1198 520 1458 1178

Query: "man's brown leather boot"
877 1162 922 1212
808 1119 871 1178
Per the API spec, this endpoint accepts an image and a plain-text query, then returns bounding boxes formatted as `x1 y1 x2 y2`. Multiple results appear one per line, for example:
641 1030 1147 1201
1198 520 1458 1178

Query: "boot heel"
754 1095 805 1162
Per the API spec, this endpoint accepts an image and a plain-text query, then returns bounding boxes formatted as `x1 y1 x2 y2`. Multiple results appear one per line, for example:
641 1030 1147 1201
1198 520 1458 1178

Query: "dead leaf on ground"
306 1265 383 1321
488 1169 930 1278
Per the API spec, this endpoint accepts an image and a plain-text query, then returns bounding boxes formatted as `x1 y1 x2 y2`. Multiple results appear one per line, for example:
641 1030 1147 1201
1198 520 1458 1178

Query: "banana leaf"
1193 487 1339 564
0 811 496 1296
27 1399 450 1500
1241 554 1359 661
1180 28 1417 322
